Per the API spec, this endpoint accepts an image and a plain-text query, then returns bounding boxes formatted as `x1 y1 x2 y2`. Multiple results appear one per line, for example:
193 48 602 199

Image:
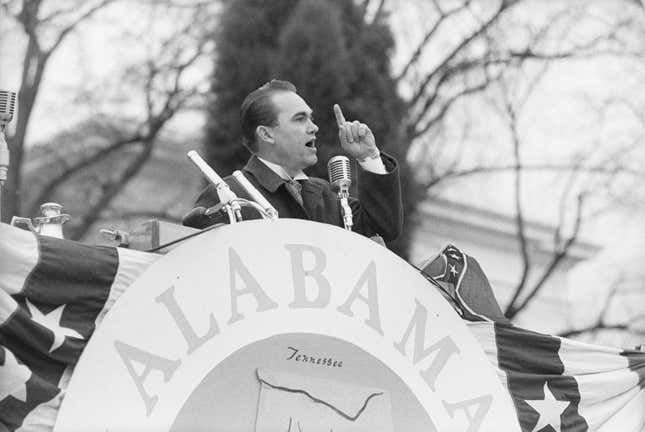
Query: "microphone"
0 90 17 221
328 155 351 193
186 150 242 222
232 170 278 219
0 91 17 130
327 155 353 231
0 91 17 177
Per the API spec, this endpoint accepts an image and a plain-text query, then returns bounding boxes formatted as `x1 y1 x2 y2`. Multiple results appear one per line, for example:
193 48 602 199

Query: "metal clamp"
99 228 130 247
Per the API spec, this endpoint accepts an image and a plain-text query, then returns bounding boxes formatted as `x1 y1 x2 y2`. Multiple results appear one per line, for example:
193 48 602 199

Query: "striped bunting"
0 223 156 431
468 321 645 432
427 244 645 432
1 226 644 431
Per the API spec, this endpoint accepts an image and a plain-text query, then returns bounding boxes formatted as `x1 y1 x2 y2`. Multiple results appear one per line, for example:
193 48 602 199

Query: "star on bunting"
25 299 83 352
524 381 570 432
0 348 31 402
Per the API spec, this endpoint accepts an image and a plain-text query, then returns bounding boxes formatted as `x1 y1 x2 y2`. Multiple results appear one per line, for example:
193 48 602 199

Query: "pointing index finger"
333 104 346 127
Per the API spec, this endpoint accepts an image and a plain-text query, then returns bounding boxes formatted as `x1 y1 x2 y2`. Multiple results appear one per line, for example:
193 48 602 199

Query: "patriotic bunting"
430 244 645 432
0 223 156 431
468 322 645 432
1 225 643 431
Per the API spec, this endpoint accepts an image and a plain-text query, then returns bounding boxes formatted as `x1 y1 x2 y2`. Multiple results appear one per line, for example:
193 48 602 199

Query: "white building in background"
409 197 600 335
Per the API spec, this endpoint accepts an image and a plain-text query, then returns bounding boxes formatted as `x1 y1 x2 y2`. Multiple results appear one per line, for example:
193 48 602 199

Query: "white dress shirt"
257 154 386 181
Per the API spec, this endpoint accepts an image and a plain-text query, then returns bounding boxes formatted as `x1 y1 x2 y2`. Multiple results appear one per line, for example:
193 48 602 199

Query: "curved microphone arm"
201 198 273 222
227 198 274 220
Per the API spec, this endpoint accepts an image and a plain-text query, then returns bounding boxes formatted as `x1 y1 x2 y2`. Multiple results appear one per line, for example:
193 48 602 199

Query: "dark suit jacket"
185 153 403 242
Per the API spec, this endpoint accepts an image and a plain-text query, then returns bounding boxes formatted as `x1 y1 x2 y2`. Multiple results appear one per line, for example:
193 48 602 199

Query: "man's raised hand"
333 104 379 161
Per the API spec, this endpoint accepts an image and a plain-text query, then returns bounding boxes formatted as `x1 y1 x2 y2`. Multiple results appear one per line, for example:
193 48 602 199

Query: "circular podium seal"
55 220 519 431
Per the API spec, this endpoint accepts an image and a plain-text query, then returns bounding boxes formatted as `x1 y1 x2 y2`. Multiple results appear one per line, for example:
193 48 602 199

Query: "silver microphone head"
327 155 352 191
0 91 17 128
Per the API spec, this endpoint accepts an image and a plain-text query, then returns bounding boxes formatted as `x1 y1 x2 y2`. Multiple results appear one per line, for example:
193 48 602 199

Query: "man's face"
262 91 319 174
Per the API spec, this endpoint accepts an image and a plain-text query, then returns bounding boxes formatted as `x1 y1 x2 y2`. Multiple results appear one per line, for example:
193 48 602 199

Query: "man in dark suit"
184 79 403 243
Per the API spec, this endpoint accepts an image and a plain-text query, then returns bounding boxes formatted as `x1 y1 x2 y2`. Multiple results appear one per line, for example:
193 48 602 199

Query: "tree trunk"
2 38 48 222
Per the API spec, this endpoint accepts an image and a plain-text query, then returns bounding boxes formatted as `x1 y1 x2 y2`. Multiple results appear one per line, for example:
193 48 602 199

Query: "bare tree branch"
508 192 586 318
28 134 143 216
48 0 117 53
371 0 386 23
395 1 473 82
15 0 214 235
559 323 644 339
59 9 210 239
502 83 531 317
558 281 645 338
2 0 118 221
421 160 645 191
41 4 89 23
401 0 640 154
410 72 496 139
407 0 520 109
68 140 155 239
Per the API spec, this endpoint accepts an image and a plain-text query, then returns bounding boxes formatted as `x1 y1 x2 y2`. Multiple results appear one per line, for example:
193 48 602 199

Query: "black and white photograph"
1 0 644 431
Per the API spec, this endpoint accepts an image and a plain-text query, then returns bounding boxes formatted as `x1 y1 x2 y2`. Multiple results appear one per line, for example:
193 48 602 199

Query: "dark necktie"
285 179 303 206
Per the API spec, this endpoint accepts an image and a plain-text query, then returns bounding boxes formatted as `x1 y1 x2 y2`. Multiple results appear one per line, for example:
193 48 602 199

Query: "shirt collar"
257 156 309 181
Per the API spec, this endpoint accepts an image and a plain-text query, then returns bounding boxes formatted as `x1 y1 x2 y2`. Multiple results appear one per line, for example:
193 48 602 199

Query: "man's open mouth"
305 139 316 148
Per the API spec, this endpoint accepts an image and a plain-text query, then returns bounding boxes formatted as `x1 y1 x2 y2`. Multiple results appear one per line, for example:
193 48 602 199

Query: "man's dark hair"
240 79 298 152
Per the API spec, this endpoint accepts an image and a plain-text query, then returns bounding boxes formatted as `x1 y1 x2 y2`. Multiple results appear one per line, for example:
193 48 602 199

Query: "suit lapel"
300 179 324 220
242 155 310 218
243 155 284 193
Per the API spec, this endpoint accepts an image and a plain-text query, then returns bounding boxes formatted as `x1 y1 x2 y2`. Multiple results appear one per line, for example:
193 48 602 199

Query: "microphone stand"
0 128 8 222
338 188 353 231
